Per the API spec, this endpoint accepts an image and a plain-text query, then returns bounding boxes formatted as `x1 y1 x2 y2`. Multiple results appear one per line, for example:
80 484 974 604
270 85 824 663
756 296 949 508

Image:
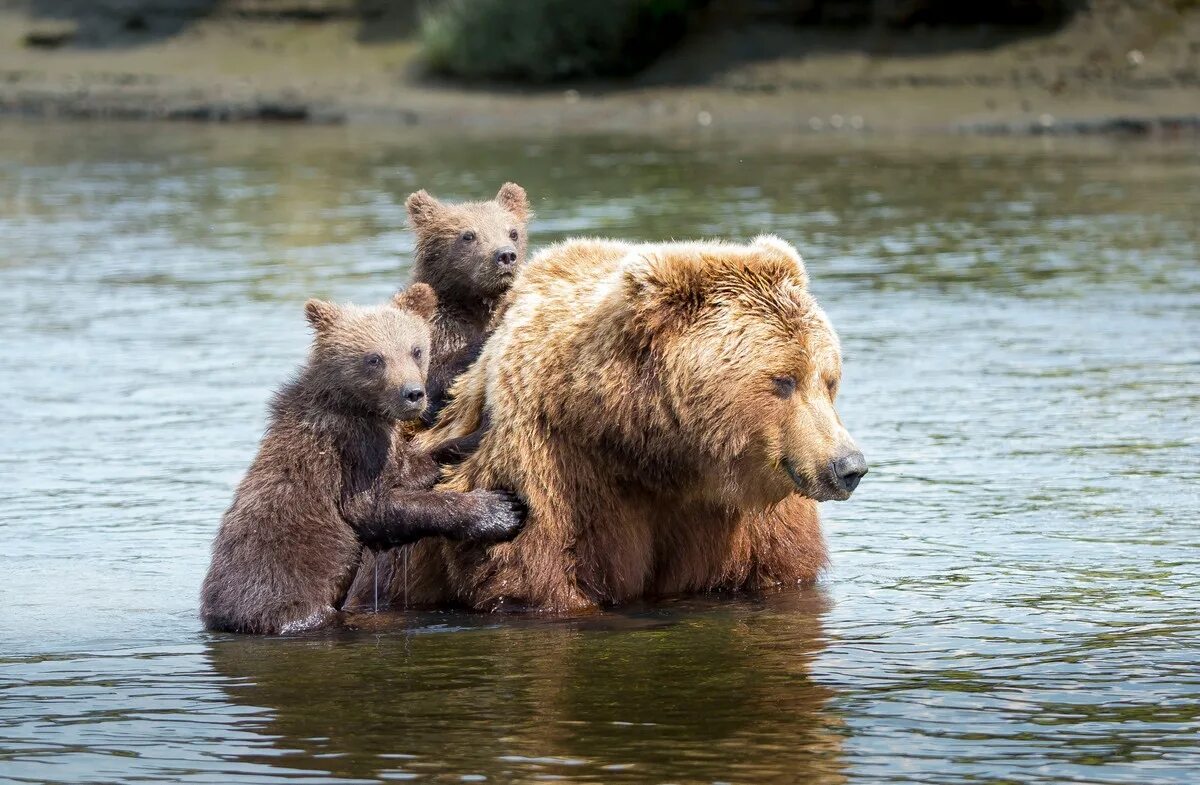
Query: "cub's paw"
467 489 528 543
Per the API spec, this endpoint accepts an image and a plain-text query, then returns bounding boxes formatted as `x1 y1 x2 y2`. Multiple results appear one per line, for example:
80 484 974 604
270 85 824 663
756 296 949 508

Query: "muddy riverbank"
0 1 1197 135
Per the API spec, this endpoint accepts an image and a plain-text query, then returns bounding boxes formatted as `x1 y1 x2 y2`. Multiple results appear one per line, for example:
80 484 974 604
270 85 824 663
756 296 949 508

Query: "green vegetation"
418 0 700 83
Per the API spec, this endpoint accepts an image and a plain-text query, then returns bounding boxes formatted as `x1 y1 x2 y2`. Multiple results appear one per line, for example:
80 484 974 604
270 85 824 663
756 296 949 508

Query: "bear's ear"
752 234 808 289
405 189 443 229
304 298 341 331
622 251 710 334
392 283 438 321
496 182 531 221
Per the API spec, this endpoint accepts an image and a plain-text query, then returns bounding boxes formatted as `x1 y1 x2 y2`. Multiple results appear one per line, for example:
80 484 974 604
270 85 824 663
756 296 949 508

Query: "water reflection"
205 592 843 783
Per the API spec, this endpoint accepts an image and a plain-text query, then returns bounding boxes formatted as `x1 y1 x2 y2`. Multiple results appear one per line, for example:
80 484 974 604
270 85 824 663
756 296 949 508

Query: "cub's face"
304 285 438 421
406 183 532 301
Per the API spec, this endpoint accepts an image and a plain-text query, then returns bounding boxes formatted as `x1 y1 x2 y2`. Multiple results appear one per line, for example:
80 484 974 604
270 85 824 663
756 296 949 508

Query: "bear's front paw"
468 489 528 543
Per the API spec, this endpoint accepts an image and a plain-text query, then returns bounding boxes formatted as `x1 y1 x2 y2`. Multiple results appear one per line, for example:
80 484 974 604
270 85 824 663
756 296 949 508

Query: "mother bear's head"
619 235 867 509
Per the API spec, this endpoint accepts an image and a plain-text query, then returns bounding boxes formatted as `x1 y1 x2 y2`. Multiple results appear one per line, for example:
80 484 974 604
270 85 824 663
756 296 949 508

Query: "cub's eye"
509 229 519 241
364 353 384 369
461 231 476 242
412 346 423 361
826 378 839 398
772 375 797 398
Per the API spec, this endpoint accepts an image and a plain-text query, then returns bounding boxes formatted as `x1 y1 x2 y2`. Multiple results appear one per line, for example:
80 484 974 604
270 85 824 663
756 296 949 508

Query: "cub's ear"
405 189 442 228
304 298 340 331
392 283 438 321
752 234 808 289
496 182 531 221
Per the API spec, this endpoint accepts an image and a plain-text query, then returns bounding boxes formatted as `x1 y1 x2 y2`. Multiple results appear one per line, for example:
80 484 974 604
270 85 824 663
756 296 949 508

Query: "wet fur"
340 185 533 611
393 236 856 612
200 288 523 634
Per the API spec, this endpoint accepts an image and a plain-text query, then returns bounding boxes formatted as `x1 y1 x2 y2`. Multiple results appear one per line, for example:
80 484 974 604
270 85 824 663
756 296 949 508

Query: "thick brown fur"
405 182 532 422
199 285 524 634
391 236 864 612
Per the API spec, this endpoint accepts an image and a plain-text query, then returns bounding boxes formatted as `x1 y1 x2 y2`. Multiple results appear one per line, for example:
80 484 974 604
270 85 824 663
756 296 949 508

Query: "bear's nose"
495 247 517 268
401 384 426 404
831 451 868 493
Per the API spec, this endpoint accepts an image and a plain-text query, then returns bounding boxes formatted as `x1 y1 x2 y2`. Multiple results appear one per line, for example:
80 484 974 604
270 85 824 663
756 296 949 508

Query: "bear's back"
521 238 631 293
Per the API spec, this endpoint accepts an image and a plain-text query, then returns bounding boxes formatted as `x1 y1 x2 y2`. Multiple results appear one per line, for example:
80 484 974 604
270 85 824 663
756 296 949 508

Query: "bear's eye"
412 346 423 361
364 353 385 370
772 375 797 398
826 378 839 398
461 231 476 243
509 229 519 241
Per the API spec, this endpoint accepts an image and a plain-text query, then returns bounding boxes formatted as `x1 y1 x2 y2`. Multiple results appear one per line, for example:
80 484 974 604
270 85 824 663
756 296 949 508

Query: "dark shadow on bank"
21 0 220 48
202 589 847 783
17 0 1082 77
392 0 1087 95
634 0 1088 88
16 0 420 49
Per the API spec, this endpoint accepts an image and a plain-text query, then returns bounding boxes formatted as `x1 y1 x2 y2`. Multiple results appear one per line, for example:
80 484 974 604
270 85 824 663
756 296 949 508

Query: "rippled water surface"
1 123 1198 784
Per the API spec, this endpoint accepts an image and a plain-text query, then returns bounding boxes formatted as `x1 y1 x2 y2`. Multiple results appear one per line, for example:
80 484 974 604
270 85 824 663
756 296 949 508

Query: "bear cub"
405 182 531 423
200 284 525 635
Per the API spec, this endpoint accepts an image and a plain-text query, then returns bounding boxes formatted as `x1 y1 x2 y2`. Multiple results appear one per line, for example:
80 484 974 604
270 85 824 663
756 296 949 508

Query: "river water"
0 123 1197 784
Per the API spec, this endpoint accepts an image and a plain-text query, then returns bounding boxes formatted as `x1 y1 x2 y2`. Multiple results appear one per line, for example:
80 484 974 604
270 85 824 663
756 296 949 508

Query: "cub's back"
200 415 356 634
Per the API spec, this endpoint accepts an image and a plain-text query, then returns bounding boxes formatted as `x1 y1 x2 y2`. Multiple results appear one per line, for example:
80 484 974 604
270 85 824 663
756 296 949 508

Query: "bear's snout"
495 247 517 269
831 450 868 494
392 383 427 419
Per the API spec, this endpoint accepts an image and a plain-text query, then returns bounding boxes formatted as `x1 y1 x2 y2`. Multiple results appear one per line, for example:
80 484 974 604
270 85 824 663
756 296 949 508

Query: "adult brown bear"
387 235 866 612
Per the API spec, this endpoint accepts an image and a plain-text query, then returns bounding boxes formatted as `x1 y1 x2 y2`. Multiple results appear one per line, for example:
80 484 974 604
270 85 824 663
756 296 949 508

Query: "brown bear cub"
405 182 531 424
340 185 532 611
200 285 525 635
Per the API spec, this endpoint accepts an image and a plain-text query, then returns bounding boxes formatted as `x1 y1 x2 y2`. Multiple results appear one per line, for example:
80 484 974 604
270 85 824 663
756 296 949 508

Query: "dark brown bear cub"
199 285 524 635
405 182 531 422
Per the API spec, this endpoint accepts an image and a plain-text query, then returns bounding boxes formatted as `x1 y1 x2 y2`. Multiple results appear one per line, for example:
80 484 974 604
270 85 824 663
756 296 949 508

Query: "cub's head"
304 284 438 421
406 182 532 302
624 236 866 507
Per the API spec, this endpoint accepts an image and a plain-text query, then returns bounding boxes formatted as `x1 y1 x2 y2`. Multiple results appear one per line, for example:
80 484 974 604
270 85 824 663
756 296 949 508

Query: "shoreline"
1 4 1197 137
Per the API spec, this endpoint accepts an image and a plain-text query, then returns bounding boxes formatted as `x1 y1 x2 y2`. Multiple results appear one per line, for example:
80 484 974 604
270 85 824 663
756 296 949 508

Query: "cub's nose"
401 384 426 404
495 247 517 268
832 451 868 493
